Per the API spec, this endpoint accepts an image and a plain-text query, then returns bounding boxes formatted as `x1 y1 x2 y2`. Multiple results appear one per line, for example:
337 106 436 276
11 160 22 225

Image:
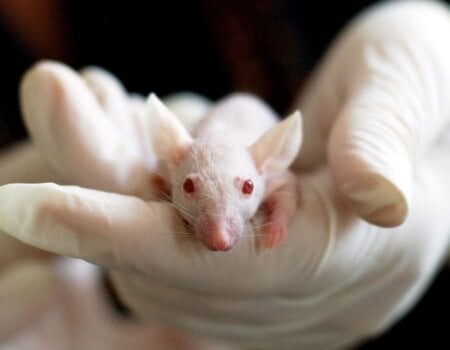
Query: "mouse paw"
263 213 287 249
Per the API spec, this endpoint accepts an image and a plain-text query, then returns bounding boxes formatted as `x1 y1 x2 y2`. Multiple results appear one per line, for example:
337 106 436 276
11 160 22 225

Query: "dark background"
0 0 448 348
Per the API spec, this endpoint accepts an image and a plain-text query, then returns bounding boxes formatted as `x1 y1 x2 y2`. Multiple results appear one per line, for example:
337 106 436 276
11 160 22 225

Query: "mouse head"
147 94 302 251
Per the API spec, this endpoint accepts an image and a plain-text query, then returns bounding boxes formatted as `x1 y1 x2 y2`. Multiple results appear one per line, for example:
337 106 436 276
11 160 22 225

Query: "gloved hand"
0 124 230 350
0 255 232 350
1 1 450 349
292 0 450 228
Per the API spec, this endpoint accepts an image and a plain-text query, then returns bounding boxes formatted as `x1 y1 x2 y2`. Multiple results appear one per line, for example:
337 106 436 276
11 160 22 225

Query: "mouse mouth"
204 238 235 251
197 214 240 251
201 232 238 251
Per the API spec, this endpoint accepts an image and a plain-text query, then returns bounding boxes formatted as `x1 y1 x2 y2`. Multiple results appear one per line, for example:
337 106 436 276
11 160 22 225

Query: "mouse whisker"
170 231 194 236
140 192 162 202
157 190 198 224
246 220 278 238
170 202 198 223
171 178 180 187
181 234 202 248
250 221 276 229
158 190 173 202
242 230 269 236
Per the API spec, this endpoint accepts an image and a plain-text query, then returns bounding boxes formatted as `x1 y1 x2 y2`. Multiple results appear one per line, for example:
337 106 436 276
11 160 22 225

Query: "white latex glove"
1 1 450 349
0 257 235 350
293 0 450 228
0 79 232 350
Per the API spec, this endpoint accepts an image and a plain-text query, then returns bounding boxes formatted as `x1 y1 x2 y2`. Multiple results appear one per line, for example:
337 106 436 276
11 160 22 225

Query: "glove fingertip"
339 170 408 227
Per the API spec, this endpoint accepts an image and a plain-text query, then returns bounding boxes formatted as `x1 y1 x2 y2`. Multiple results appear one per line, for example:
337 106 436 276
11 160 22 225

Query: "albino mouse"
148 93 302 251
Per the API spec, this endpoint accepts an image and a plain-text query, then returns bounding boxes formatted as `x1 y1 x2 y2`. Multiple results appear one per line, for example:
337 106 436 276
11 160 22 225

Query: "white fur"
147 93 302 250
146 93 193 163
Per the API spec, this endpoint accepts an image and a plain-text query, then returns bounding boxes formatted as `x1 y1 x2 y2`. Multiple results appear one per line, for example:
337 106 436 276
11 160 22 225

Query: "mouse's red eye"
183 178 195 194
242 179 253 195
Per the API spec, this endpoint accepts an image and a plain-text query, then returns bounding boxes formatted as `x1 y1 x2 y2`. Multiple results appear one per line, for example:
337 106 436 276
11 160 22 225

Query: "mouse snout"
197 214 241 251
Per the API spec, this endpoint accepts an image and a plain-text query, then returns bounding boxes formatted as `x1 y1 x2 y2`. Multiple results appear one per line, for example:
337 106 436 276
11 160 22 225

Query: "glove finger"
0 183 182 270
127 93 157 164
162 92 212 132
330 2 450 227
20 60 156 199
296 1 450 227
0 182 288 296
80 66 142 152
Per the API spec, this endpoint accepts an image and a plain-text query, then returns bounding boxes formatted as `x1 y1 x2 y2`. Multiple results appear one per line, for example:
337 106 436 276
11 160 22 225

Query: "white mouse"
147 93 302 251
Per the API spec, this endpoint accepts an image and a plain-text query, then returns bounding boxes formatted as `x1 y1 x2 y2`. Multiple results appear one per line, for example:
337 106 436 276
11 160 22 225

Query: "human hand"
1 1 450 350
0 72 230 350
0 143 60 344
293 0 450 228
0 254 233 350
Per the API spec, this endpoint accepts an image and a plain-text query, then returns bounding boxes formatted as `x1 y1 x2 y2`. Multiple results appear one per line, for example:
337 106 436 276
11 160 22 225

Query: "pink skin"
197 214 240 251
262 172 300 248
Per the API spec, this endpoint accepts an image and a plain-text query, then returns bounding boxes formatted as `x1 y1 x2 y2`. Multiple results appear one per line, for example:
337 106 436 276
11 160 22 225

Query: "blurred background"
0 0 447 348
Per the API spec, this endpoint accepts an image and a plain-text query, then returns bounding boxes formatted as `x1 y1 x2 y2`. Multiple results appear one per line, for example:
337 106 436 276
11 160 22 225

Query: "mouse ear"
146 93 193 167
249 111 303 172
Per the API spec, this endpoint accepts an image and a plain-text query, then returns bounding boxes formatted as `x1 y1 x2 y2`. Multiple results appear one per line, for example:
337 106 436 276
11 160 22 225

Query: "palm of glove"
1 2 450 350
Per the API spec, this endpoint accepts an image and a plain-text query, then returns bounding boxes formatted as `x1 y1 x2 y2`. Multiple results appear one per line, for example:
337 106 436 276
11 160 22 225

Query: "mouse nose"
208 234 233 251
198 215 240 251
